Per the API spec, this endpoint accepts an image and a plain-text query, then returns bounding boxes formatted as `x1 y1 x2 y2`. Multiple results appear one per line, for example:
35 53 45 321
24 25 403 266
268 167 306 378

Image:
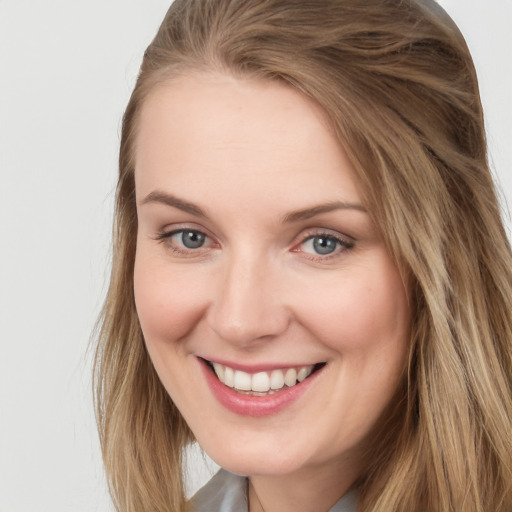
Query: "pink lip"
198 358 324 417
200 357 311 373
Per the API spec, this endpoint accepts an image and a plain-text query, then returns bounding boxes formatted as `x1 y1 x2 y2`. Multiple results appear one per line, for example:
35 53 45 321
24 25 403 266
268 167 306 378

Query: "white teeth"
234 370 252 391
210 362 319 393
270 369 285 390
297 365 313 382
252 372 270 392
224 366 235 388
284 368 297 387
212 363 225 382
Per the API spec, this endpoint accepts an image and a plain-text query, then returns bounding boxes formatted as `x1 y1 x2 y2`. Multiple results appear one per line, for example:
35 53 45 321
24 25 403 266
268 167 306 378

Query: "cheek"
133 248 208 345
293 259 410 357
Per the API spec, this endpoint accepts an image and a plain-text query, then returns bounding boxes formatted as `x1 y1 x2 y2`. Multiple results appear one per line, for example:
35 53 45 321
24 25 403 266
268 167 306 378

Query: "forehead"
134 72 362 209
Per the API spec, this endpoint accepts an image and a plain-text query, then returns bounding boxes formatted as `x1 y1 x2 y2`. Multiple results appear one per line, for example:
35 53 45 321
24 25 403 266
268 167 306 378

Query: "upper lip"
199 356 325 373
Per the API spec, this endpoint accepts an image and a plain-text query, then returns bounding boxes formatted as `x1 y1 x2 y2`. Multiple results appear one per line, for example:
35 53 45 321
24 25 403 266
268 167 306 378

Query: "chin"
198 434 313 477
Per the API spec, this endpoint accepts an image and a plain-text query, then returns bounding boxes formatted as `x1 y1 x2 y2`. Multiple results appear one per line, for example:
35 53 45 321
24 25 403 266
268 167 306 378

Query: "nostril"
206 266 291 345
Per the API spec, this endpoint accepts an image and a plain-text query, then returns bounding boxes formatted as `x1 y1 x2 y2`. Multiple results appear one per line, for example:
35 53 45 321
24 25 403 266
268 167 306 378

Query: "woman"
94 0 512 510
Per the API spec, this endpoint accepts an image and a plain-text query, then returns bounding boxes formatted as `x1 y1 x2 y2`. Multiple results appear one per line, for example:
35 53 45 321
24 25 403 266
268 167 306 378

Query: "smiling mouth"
203 359 326 396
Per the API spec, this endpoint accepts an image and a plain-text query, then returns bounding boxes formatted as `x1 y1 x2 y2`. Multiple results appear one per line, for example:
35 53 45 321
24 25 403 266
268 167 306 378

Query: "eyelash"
154 227 355 261
295 230 355 261
154 228 217 256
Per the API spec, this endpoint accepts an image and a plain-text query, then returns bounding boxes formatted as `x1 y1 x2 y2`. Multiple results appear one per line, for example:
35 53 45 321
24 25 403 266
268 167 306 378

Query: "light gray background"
0 1 510 511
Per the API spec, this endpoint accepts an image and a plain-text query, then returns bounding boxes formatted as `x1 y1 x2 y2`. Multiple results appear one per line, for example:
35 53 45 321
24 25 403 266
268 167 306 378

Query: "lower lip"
199 359 323 417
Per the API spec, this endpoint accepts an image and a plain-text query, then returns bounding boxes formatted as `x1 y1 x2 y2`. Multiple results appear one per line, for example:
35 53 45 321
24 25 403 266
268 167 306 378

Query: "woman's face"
133 72 410 479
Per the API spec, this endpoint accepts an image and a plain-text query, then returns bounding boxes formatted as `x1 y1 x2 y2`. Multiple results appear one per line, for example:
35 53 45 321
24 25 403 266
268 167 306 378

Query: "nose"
206 252 290 346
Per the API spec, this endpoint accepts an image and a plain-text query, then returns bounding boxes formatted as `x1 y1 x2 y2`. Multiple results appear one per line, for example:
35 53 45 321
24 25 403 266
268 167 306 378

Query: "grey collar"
191 469 357 512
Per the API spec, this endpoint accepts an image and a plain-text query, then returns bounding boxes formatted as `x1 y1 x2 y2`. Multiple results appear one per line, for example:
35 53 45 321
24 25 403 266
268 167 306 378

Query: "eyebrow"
282 201 367 223
140 191 206 217
140 190 366 222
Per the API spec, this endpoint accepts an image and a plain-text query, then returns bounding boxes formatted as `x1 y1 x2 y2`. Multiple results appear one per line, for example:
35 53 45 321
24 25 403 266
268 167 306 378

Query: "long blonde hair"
94 1 512 510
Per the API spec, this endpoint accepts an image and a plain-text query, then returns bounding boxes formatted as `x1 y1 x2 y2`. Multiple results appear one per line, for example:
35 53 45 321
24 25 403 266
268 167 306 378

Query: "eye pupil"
313 236 337 255
181 231 205 249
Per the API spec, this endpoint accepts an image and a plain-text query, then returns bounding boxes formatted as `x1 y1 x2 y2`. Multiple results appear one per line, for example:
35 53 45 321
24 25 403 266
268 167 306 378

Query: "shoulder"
190 469 248 512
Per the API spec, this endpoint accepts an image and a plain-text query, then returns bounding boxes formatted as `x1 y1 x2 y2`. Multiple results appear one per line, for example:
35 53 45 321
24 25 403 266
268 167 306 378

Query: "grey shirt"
192 469 357 512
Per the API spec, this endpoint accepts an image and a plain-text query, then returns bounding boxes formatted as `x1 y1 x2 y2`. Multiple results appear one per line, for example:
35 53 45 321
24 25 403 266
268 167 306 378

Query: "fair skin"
133 71 410 512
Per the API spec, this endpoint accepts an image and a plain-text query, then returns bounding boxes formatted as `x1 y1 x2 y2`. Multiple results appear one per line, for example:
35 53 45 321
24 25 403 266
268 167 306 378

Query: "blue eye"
303 235 339 255
300 233 353 257
177 230 206 249
311 235 338 255
156 228 212 253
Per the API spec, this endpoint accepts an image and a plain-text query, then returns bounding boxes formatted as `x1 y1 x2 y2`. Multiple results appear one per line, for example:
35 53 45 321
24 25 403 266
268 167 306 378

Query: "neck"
247 461 358 512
